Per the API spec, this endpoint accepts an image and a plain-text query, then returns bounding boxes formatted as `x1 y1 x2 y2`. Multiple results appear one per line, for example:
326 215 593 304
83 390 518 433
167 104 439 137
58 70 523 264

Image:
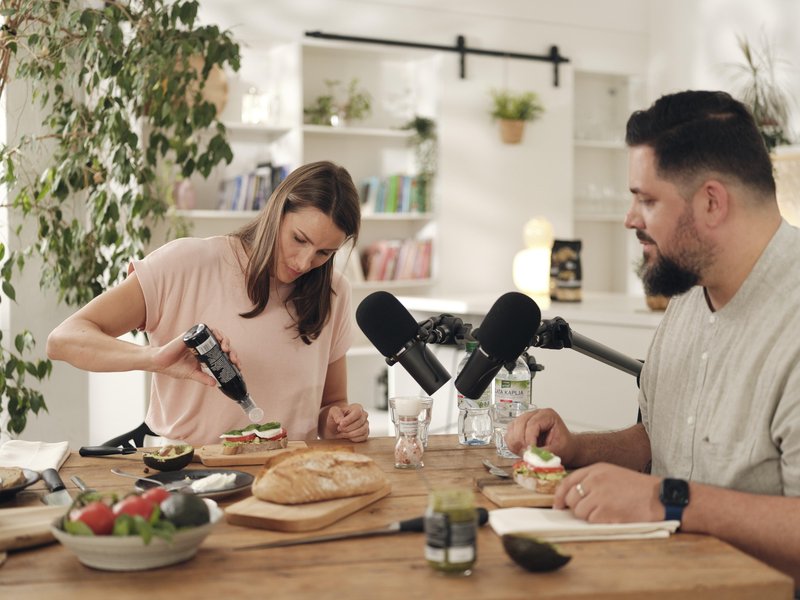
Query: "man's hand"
505 408 579 465
554 463 663 523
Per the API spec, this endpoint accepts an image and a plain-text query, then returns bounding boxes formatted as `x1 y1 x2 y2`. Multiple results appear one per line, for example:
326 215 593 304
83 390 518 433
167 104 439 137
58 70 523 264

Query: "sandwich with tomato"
220 422 288 455
512 446 567 494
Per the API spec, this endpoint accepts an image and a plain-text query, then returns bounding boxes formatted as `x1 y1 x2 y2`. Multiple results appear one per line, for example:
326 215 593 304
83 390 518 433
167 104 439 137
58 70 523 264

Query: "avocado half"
142 444 194 472
501 533 572 572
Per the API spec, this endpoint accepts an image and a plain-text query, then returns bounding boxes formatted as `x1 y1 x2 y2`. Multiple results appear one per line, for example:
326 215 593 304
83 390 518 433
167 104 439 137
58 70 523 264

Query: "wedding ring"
576 482 586 498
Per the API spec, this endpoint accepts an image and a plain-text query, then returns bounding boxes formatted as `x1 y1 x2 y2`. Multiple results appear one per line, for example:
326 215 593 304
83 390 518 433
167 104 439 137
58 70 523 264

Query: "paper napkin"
490 507 680 542
0 440 70 472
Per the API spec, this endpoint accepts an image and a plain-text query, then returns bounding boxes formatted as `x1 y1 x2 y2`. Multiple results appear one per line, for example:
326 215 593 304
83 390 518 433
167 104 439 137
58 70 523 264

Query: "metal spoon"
110 468 193 492
482 459 512 478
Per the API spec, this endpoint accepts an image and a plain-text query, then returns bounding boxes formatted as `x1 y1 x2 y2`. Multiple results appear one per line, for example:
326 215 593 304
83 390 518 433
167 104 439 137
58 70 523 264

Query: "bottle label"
425 508 477 571
457 393 490 410
194 336 216 355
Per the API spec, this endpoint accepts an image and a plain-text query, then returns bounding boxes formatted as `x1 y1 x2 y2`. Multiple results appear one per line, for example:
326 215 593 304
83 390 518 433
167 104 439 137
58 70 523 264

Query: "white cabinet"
572 71 645 295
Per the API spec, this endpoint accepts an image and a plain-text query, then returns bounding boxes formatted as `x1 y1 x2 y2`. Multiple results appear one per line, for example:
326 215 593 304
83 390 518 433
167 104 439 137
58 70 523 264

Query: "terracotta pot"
499 119 525 144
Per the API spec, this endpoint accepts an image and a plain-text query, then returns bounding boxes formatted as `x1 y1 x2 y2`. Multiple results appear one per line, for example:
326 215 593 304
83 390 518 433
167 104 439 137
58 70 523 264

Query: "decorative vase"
499 119 525 144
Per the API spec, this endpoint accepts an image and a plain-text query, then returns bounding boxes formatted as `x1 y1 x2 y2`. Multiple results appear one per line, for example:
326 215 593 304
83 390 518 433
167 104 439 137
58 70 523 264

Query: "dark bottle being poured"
183 323 264 423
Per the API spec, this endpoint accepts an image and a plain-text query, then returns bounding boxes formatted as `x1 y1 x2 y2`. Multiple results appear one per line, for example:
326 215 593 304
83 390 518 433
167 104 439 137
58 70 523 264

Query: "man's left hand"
554 463 664 523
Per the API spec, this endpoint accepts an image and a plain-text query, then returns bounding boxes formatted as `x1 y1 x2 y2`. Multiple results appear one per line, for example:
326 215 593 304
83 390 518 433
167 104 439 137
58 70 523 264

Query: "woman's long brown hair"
232 161 361 344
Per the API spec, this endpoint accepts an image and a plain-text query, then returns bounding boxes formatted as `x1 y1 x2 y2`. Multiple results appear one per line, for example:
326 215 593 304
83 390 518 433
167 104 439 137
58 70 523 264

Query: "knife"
235 507 490 551
79 446 138 457
41 468 73 506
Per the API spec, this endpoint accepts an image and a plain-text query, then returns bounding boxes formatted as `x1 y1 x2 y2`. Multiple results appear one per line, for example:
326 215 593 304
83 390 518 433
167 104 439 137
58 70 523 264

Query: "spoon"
482 459 512 478
110 468 193 492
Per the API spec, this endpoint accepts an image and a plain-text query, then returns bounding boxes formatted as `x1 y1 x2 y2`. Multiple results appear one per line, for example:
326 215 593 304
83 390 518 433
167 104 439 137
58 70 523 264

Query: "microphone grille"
477 292 541 361
356 291 419 357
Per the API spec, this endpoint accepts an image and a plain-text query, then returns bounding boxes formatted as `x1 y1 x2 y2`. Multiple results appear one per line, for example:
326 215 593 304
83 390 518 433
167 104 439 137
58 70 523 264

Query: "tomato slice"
533 466 565 474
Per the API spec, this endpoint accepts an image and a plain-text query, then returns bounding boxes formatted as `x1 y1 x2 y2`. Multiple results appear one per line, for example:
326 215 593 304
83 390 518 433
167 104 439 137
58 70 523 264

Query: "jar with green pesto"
424 487 477 575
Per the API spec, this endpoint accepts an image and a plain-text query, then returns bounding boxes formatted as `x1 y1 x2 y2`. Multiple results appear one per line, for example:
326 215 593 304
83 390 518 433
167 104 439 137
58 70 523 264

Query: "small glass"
490 402 536 458
391 397 424 469
389 396 433 448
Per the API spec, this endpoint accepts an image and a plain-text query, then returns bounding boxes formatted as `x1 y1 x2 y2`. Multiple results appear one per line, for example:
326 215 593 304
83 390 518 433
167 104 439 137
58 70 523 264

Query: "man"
506 90 800 587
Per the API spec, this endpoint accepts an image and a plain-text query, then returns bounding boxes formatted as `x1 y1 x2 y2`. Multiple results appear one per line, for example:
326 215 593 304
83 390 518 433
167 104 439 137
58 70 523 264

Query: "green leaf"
2 280 16 302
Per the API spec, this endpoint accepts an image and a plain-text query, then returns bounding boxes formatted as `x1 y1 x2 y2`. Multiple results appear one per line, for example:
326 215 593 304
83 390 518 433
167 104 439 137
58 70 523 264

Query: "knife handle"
79 445 136 456
42 468 66 492
397 508 489 533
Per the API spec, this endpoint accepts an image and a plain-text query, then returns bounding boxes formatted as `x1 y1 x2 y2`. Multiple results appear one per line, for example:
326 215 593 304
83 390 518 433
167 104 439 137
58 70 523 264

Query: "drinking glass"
490 402 536 458
389 396 433 448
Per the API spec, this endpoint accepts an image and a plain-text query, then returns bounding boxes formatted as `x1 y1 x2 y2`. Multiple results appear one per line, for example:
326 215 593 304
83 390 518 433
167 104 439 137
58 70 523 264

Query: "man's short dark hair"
626 90 776 197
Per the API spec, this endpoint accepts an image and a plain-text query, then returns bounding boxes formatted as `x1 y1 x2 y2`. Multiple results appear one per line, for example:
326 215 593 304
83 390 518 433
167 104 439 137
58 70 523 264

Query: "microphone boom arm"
534 317 643 379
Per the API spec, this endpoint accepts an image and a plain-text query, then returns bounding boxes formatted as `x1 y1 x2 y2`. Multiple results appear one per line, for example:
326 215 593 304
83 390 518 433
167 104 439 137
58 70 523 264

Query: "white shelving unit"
572 70 645 295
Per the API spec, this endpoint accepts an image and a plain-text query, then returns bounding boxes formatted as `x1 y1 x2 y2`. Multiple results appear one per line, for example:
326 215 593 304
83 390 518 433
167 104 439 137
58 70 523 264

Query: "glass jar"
424 488 477 575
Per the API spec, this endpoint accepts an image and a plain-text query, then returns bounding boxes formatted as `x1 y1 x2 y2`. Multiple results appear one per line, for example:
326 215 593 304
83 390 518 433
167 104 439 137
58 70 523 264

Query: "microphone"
454 292 541 399
355 291 451 395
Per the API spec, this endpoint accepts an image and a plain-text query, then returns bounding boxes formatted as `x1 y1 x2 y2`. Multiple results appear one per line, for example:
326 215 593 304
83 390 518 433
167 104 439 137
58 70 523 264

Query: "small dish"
0 469 41 503
51 498 222 571
134 469 254 500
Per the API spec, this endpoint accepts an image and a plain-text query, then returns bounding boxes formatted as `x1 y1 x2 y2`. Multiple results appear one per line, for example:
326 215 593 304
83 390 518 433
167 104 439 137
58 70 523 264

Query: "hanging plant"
489 89 545 144
0 0 240 436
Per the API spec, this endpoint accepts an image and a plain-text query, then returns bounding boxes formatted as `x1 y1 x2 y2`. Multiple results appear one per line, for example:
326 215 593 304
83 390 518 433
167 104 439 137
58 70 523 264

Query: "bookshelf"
572 70 645 295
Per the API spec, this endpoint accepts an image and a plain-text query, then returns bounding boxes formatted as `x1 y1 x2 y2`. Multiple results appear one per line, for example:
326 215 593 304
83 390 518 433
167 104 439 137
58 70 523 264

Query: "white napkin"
490 507 680 542
0 440 70 472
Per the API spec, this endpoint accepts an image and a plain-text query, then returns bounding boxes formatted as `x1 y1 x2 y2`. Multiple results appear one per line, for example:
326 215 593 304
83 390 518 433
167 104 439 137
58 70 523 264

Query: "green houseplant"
304 78 372 126
731 34 793 150
401 116 437 211
0 0 240 436
489 89 545 144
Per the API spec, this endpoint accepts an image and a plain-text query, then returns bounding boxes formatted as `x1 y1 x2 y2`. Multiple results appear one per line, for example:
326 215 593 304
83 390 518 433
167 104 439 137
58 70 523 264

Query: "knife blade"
41 468 73 506
235 507 489 551
79 446 138 457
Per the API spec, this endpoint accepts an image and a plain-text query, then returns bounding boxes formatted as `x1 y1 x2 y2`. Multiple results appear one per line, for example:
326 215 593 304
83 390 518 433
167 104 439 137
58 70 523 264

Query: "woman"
47 161 369 446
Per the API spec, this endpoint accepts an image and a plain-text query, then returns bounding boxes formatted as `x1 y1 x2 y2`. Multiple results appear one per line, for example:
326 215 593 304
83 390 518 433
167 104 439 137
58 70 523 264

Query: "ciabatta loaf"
252 448 389 504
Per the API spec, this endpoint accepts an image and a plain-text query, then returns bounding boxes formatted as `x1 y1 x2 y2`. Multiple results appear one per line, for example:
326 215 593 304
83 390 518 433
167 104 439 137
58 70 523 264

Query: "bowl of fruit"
51 487 221 571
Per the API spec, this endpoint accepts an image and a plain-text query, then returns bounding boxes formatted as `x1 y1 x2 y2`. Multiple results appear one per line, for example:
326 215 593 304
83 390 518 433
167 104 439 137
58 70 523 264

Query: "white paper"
490 507 680 542
0 440 70 472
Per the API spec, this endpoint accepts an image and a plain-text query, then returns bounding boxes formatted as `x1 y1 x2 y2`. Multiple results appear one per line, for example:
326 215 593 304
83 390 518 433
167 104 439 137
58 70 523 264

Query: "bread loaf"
252 448 389 504
0 466 26 490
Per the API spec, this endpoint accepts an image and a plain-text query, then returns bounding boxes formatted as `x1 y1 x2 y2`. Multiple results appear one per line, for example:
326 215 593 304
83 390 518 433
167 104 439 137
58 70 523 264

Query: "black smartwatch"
659 478 690 523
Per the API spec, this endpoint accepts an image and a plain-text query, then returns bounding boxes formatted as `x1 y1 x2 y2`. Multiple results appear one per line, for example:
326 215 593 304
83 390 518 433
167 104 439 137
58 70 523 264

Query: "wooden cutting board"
0 505 69 551
198 441 307 466
225 484 392 532
478 480 555 508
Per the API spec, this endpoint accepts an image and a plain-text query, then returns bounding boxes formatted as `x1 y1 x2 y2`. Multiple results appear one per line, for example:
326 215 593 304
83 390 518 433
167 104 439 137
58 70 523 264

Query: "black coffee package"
550 239 582 302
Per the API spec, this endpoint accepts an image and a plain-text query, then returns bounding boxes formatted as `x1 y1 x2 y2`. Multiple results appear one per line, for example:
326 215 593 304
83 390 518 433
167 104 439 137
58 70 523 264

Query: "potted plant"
401 116 437 211
304 78 372 126
0 0 239 436
490 89 545 144
731 34 793 150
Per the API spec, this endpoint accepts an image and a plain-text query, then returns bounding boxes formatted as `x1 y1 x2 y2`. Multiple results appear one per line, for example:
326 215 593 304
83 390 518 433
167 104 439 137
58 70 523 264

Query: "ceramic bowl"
50 498 221 571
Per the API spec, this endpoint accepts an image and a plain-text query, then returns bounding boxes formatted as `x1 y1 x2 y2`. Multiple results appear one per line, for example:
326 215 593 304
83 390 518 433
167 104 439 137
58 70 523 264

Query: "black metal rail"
305 31 569 87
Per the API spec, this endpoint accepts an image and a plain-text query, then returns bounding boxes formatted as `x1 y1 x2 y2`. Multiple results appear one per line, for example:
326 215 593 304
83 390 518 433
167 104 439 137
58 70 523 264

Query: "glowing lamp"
512 217 554 308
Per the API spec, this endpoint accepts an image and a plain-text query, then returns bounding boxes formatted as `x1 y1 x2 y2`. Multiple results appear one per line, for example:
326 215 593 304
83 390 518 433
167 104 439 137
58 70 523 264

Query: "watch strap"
664 503 684 522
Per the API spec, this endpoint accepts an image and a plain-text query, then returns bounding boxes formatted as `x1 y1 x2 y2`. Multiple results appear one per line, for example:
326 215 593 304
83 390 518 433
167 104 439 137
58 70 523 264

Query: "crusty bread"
0 466 26 490
222 437 288 455
252 448 389 504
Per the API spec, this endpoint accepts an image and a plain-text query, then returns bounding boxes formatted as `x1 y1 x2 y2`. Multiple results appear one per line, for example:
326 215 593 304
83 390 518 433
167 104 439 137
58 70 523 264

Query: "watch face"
661 478 690 506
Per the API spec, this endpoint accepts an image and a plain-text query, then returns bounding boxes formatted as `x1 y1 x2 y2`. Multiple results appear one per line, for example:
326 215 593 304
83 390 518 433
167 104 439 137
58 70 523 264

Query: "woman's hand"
151 327 240 386
322 403 370 442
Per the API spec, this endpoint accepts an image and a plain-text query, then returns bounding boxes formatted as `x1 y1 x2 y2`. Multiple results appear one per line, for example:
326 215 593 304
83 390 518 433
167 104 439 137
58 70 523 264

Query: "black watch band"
659 478 689 523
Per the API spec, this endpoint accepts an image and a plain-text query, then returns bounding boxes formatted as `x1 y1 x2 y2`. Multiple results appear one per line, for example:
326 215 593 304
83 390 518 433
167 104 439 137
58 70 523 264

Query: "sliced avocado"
160 493 210 528
142 444 194 472
502 533 572 572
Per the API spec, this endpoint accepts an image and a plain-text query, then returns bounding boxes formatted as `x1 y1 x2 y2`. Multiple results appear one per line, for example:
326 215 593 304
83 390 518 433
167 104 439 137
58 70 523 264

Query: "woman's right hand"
152 327 242 386
152 333 216 386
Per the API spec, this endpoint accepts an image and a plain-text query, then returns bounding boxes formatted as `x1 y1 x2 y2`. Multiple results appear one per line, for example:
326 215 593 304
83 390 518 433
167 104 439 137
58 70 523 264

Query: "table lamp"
512 217 554 309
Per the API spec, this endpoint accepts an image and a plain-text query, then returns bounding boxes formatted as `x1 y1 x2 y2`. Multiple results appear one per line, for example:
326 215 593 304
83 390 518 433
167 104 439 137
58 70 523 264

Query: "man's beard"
635 208 711 297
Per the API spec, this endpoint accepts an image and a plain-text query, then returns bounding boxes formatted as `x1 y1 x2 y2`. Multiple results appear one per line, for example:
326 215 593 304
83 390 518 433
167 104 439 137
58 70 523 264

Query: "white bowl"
51 499 222 571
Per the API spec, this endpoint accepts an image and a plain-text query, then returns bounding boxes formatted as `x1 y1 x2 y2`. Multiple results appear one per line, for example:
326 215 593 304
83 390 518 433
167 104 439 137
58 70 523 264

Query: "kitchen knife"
70 475 95 493
41 468 73 506
235 507 489 551
79 446 138 457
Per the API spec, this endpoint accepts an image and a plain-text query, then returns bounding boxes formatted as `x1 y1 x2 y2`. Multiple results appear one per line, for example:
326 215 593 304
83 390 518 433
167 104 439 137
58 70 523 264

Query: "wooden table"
0 435 794 599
